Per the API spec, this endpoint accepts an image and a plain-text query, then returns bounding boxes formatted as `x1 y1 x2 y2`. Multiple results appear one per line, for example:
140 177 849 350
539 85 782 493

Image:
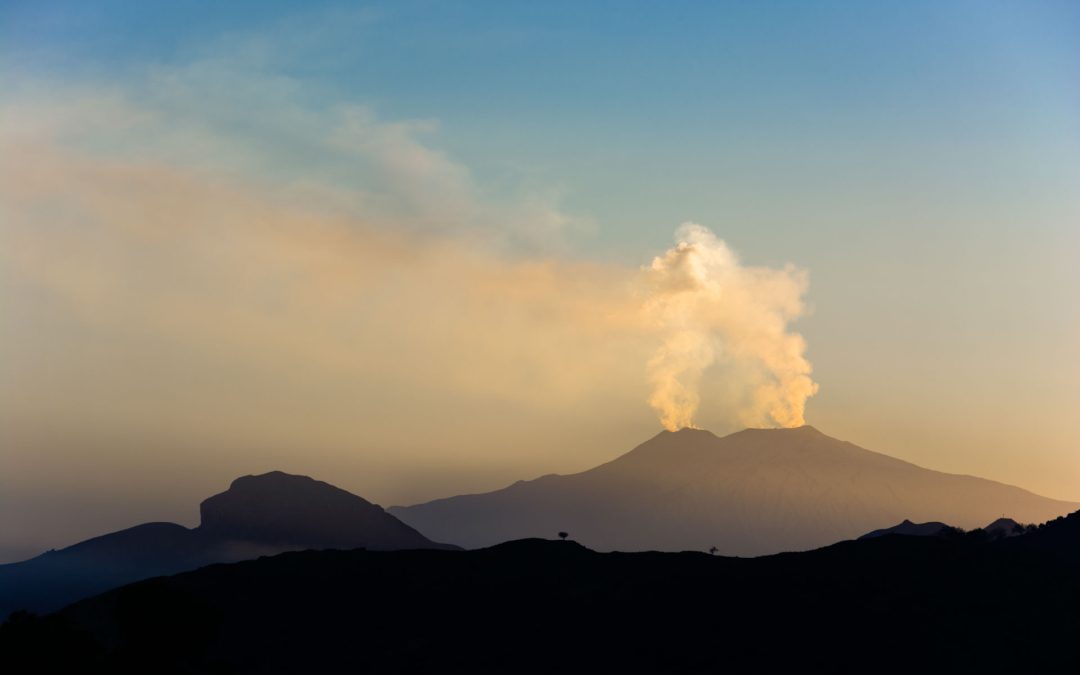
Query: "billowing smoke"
642 223 818 430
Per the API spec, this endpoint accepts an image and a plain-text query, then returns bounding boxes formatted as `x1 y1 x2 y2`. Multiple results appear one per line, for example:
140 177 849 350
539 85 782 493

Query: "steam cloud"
642 223 818 430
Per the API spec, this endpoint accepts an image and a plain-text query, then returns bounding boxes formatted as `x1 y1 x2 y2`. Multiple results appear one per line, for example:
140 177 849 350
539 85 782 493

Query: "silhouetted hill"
392 426 1077 554
480 537 592 557
199 471 441 550
0 472 455 618
859 519 953 539
0 523 211 621
5 521 1080 674
983 517 1027 539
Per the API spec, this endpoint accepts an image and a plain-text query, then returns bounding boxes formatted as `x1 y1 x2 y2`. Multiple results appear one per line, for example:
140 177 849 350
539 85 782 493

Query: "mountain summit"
390 426 1077 554
199 471 439 550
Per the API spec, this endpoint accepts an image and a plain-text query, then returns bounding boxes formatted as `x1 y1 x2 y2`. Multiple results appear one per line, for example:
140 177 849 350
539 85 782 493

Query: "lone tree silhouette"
558 532 568 541
709 546 718 555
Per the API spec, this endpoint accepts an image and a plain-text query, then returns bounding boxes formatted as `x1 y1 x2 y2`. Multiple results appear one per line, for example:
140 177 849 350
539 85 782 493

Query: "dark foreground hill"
0 472 455 618
5 516 1080 674
392 426 1078 554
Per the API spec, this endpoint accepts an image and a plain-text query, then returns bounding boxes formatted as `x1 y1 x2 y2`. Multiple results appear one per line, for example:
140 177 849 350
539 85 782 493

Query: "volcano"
390 426 1078 554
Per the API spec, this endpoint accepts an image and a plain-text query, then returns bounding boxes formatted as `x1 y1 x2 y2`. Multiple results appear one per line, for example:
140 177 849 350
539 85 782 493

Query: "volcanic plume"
641 223 818 429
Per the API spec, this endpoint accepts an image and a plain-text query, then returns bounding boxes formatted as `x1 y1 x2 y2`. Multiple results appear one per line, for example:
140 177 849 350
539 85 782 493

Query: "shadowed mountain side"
7 520 1080 674
391 426 1078 554
0 472 456 618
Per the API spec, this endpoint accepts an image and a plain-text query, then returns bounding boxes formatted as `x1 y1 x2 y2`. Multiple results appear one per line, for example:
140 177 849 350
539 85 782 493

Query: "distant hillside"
391 426 1077 554
5 521 1080 673
0 471 455 618
859 519 953 539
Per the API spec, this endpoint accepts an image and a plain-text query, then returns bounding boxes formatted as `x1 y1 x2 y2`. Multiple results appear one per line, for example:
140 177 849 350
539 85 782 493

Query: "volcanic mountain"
0 471 455 617
390 426 1078 554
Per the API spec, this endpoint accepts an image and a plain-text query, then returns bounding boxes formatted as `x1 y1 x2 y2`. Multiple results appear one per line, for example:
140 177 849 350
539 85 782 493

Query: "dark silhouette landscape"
6 511 1080 673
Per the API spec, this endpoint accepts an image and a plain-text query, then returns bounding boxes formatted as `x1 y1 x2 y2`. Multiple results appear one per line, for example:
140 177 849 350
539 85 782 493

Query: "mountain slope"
391 426 1077 554
0 471 455 618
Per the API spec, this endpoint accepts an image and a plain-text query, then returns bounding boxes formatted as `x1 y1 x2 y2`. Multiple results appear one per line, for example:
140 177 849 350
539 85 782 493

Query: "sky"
1 1 1078 563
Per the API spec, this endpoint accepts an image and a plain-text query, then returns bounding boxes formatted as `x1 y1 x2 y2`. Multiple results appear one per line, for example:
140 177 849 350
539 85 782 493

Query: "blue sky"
4 1 1077 266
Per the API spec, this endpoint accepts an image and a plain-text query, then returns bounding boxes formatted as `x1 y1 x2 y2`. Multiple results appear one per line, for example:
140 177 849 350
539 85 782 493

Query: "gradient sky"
2 1 1078 563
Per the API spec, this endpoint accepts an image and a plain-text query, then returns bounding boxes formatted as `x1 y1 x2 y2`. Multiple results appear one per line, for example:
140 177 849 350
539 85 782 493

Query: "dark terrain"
0 471 455 617
5 509 1080 674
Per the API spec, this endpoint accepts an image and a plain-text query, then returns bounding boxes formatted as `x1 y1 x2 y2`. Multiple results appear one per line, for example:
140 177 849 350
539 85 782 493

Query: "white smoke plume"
642 223 818 430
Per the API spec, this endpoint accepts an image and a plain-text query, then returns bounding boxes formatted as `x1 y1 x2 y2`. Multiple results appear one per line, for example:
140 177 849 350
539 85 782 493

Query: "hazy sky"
2 1 1078 563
